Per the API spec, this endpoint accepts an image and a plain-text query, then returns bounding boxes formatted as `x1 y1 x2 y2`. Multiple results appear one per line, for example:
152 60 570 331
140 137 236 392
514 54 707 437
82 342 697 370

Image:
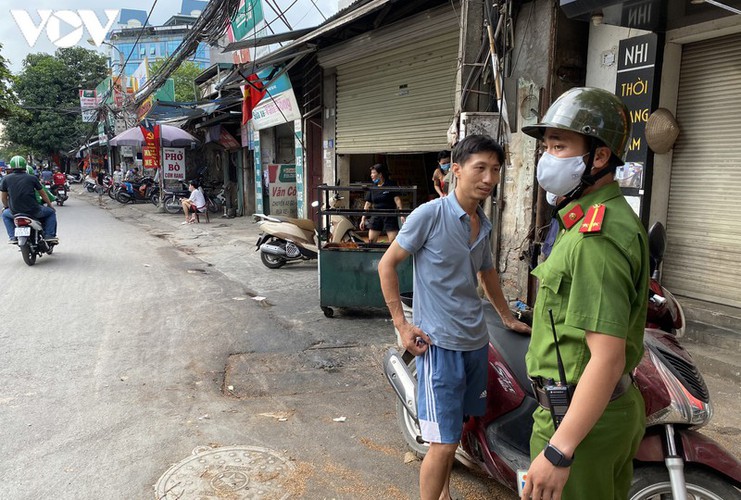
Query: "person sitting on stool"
180 180 206 224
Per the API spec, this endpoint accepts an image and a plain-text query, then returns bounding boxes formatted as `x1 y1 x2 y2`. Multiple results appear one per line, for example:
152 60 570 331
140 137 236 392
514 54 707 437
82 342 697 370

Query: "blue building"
108 1 210 78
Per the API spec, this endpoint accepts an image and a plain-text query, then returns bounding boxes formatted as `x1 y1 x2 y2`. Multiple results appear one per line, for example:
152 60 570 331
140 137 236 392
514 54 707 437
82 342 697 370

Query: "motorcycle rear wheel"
261 250 286 269
20 244 36 266
630 466 739 500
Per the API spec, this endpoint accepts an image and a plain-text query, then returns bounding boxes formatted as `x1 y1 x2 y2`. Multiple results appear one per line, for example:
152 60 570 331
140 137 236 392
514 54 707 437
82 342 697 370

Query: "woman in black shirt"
360 163 403 243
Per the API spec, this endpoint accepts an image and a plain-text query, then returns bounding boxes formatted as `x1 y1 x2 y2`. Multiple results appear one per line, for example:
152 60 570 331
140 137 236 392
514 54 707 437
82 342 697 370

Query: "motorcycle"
66 172 83 184
116 177 159 205
83 177 96 193
50 182 69 206
254 197 361 269
13 214 56 266
384 223 741 499
161 182 193 214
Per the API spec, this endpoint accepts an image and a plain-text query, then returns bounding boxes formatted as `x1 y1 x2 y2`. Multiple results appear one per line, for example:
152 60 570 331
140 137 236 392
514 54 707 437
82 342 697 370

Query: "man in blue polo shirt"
379 134 530 500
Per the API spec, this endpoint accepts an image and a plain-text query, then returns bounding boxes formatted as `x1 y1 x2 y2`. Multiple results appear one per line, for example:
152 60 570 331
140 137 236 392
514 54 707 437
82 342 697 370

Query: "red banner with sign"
140 124 160 169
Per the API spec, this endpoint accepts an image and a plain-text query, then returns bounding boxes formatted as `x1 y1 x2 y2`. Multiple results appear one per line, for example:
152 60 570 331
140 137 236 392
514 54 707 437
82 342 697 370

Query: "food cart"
316 184 417 317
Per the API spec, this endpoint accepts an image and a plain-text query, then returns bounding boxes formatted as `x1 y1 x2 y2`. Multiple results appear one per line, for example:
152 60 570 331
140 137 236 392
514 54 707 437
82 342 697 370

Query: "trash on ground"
332 416 347 423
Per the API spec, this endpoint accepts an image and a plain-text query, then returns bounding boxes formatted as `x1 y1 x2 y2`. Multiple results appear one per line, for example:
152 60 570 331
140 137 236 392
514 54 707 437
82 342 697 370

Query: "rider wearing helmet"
0 155 58 244
520 87 649 499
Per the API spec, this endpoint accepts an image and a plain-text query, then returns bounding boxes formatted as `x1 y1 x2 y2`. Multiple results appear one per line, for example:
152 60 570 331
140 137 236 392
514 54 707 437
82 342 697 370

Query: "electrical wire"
308 0 328 21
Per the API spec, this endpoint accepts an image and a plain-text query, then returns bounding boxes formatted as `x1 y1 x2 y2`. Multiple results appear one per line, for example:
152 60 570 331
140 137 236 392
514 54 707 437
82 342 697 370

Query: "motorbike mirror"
311 200 320 208
648 222 667 272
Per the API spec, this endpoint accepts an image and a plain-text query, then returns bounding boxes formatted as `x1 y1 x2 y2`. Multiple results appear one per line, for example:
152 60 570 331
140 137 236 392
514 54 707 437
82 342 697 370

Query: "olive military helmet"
9 155 27 170
522 87 632 165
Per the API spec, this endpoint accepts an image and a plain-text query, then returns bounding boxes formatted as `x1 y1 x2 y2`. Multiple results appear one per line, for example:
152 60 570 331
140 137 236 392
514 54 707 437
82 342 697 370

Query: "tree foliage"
2 47 107 156
150 59 203 102
0 44 15 120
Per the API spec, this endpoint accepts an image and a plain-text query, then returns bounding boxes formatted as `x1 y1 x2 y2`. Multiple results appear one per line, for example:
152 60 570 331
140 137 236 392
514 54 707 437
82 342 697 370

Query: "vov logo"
10 10 120 49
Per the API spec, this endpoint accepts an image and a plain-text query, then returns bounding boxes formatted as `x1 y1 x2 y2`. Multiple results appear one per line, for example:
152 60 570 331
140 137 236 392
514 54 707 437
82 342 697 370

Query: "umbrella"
108 124 199 147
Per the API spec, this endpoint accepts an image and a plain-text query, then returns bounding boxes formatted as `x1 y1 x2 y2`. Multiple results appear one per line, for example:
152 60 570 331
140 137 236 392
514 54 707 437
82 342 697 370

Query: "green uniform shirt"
526 181 649 384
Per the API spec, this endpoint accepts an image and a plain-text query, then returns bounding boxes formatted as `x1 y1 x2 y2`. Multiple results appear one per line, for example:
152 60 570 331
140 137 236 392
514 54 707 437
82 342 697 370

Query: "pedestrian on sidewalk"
95 167 106 205
378 134 530 500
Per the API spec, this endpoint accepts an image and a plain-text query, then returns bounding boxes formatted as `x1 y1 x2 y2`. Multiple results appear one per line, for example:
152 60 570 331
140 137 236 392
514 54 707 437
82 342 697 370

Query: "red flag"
242 73 266 125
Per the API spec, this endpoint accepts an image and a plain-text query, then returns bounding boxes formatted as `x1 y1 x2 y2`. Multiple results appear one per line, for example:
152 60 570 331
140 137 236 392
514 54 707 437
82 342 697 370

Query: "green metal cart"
316 184 417 318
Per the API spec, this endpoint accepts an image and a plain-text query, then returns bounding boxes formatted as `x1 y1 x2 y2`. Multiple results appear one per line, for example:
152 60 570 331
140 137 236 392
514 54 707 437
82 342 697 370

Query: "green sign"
231 0 264 41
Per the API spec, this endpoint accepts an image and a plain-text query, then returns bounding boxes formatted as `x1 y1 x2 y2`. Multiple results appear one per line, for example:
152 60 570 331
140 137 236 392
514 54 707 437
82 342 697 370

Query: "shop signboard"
79 89 99 122
162 147 185 180
267 163 297 217
229 0 267 62
251 71 301 131
615 32 659 222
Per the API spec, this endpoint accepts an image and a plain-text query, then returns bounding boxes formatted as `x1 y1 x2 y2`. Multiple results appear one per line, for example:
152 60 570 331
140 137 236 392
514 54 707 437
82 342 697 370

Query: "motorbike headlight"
646 351 711 427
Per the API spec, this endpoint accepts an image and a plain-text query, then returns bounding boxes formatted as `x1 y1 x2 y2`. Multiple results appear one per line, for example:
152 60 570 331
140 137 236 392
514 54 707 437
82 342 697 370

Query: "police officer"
520 87 649 499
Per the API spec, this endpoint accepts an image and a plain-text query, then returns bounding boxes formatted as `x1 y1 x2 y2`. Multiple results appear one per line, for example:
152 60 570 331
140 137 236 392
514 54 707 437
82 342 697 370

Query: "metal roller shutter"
663 33 741 307
334 28 458 154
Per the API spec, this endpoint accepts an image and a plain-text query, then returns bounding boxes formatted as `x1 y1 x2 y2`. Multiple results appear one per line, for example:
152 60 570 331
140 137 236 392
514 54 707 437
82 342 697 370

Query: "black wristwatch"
544 443 573 467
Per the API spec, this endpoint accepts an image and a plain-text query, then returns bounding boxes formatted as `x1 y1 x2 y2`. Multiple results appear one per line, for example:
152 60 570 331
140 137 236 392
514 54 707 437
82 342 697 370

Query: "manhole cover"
154 445 295 499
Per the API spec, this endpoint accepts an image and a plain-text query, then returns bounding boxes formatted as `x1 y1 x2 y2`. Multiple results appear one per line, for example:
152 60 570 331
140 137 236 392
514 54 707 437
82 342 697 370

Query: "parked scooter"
116 177 159 205
384 223 741 499
254 197 361 269
13 214 56 266
83 177 96 193
66 172 83 184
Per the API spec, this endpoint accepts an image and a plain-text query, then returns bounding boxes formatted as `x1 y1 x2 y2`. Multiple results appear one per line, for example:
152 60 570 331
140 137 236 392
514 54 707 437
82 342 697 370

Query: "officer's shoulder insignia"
579 204 606 234
561 204 584 230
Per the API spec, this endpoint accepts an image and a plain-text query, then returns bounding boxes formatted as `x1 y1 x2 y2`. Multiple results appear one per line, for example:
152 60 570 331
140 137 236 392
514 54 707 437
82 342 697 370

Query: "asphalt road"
0 194 511 500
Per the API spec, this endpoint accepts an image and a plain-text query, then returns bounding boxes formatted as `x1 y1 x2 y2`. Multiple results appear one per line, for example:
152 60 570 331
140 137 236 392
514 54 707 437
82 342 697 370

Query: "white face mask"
536 152 587 196
546 191 559 206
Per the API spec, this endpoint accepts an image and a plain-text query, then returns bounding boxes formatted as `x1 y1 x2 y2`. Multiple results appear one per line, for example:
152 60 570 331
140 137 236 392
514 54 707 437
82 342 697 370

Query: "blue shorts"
416 344 488 444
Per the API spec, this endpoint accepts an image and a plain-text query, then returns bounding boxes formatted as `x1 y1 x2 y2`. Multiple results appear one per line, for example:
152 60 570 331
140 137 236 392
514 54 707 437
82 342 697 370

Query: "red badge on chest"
560 205 584 230
580 204 606 234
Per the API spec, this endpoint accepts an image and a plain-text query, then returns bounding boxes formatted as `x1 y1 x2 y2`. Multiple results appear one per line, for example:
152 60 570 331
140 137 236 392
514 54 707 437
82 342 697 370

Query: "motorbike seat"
275 216 316 233
482 301 534 397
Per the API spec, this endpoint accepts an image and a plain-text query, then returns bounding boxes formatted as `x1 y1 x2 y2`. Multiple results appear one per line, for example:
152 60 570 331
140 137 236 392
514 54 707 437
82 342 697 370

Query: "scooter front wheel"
396 359 429 459
630 465 738 500
261 250 286 269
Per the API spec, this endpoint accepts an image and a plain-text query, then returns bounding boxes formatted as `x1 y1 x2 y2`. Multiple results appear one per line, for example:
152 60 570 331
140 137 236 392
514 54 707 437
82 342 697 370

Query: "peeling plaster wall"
499 0 555 302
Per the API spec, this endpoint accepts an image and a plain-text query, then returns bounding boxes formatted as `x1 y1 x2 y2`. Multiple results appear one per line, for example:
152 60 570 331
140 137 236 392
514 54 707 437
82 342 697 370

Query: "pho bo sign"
162 148 185 181
11 10 119 48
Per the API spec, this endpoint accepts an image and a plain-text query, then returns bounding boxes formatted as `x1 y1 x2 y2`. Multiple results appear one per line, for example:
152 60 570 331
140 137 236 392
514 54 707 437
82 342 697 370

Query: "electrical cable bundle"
133 0 242 108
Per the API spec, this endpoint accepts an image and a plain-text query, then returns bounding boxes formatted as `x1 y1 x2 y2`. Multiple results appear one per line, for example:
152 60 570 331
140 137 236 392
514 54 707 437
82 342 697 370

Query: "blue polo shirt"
396 193 493 351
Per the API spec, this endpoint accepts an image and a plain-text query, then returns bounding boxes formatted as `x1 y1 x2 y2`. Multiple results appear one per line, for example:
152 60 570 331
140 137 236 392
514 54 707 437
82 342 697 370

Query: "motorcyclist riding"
0 155 59 244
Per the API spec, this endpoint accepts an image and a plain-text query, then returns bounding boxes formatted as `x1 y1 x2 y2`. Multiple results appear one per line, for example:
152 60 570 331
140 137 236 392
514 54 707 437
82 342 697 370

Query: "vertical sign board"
253 129 263 214
615 33 658 224
294 119 304 217
162 148 185 180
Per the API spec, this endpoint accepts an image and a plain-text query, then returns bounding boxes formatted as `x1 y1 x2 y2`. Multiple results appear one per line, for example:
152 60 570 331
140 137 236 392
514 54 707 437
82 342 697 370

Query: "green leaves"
149 58 203 102
2 46 107 156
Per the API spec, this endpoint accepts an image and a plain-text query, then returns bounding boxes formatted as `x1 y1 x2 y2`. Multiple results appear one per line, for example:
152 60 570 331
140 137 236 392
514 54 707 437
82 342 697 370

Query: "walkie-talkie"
543 308 573 429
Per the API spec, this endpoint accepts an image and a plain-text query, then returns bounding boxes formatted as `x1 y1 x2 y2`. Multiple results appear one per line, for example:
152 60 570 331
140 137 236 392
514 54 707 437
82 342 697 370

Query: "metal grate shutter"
663 32 741 307
335 28 459 154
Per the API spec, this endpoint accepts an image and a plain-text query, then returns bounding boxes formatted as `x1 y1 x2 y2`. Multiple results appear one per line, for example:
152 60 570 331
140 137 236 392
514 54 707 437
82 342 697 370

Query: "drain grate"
154 445 294 499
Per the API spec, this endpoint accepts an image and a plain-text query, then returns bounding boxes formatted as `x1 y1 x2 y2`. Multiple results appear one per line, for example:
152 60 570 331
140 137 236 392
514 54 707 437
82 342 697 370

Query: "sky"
1 0 340 73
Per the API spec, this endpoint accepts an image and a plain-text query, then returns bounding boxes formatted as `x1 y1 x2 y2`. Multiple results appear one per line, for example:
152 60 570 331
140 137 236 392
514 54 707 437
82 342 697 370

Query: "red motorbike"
384 223 741 499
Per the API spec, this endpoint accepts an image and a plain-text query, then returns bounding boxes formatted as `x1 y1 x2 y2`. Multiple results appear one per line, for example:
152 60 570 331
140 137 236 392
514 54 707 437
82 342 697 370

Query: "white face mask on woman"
536 152 588 196
546 191 559 207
